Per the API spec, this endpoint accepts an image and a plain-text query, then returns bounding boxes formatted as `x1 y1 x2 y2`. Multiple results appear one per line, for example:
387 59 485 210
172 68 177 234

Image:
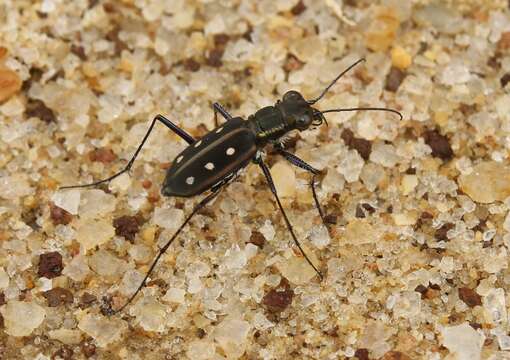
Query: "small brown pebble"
414 284 427 298
501 73 510 88
81 339 96 357
0 47 7 62
88 147 117 164
381 351 411 360
52 346 73 360
290 0 306 15
25 99 56 123
148 190 161 203
43 287 74 307
423 129 453 160
355 204 366 218
183 58 200 72
113 215 141 242
283 54 304 72
262 279 294 313
470 322 482 330
0 68 22 103
50 202 73 226
435 223 454 241
341 129 372 160
206 48 224 68
458 287 482 307
249 231 266 248
213 34 230 47
142 179 152 189
354 348 369 360
70 44 87 61
38 252 63 279
196 328 206 339
79 292 97 309
362 203 375 214
385 67 406 92
497 31 510 50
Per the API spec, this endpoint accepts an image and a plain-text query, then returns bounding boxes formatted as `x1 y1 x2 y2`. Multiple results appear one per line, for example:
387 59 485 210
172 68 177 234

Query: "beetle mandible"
61 58 402 313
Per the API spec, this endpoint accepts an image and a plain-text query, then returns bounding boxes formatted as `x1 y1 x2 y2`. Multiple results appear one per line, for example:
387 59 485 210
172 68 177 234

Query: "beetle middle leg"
114 181 229 313
213 102 232 127
256 158 323 279
275 145 327 226
60 115 195 189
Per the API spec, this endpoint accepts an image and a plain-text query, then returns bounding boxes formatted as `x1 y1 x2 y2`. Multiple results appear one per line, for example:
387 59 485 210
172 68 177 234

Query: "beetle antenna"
307 58 366 105
320 107 403 121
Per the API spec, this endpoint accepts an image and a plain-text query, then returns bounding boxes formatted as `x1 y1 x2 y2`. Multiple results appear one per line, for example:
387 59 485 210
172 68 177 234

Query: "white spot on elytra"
194 140 202 148
186 177 194 185
226 147 235 156
176 155 183 163
215 127 223 133
205 162 215 170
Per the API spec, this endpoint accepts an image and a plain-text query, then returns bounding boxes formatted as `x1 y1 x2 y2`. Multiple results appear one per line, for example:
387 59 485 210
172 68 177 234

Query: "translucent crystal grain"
458 162 510 203
441 323 484 360
1 301 46 337
78 314 127 348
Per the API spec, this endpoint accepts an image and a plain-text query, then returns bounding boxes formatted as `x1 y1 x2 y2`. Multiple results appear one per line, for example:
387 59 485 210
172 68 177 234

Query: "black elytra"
60 58 403 314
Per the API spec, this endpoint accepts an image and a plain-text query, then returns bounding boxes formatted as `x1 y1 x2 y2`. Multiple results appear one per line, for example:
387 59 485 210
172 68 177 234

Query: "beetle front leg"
275 146 327 226
256 158 323 280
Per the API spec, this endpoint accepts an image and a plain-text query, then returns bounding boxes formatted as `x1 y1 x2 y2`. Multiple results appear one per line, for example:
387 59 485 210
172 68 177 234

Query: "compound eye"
283 91 302 102
296 114 311 128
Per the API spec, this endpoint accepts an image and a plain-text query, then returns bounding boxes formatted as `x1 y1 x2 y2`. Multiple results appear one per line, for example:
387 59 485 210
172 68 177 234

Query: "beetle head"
279 90 323 131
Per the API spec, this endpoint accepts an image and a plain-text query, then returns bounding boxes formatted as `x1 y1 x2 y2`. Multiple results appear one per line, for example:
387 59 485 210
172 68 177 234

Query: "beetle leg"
256 158 323 280
213 102 232 127
114 183 227 314
60 115 195 190
275 147 327 227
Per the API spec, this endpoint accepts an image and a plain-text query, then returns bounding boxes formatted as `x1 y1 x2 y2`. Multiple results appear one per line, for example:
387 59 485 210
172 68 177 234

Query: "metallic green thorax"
247 91 317 144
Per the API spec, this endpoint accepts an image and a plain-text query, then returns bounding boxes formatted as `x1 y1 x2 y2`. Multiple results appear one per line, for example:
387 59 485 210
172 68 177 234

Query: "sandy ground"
1 0 510 359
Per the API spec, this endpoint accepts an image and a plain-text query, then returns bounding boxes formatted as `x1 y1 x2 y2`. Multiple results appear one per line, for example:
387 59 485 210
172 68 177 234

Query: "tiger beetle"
61 58 402 313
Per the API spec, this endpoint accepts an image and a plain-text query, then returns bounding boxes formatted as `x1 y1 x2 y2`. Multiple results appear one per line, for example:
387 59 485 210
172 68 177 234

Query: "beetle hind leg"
213 102 232 127
60 115 195 190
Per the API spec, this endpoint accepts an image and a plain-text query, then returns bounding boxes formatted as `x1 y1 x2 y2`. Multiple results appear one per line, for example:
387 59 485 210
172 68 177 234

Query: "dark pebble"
385 67 406 92
291 0 306 15
113 215 141 242
501 73 510 88
88 147 117 164
423 129 453 160
50 202 72 226
43 287 74 307
458 287 482 307
341 129 372 160
183 58 200 72
435 223 454 241
25 99 56 123
262 279 294 313
79 292 97 309
38 252 63 279
70 44 87 60
354 348 369 360
249 231 266 248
